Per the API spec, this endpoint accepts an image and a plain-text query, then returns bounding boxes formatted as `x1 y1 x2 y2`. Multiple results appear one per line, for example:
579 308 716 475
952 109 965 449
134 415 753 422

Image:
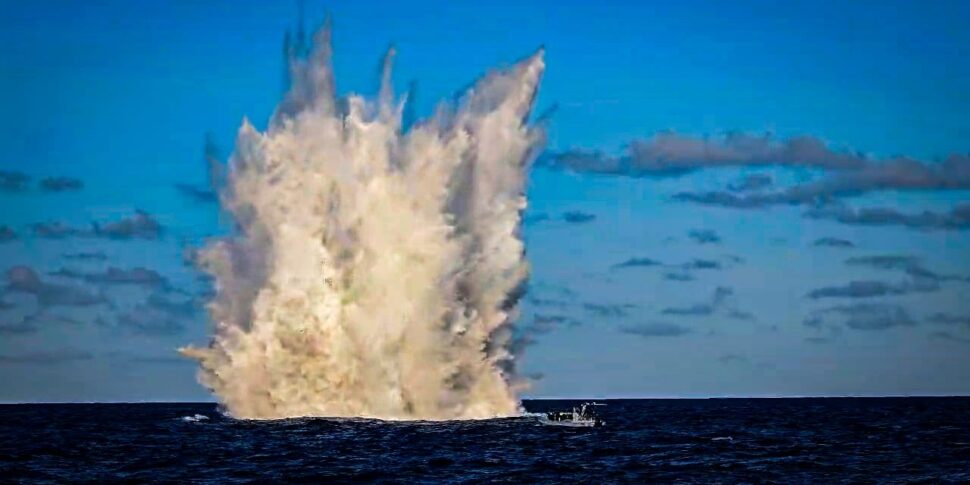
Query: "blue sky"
1 0 968 401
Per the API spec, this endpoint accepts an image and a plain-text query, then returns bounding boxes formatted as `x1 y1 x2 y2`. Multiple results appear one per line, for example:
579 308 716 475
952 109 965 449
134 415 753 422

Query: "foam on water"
180 19 545 420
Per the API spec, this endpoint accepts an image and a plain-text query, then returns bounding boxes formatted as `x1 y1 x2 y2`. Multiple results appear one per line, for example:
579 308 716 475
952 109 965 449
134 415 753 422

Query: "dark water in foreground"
1 398 968 483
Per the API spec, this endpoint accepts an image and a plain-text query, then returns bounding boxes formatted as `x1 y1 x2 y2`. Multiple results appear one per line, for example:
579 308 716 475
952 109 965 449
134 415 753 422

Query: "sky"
0 0 968 402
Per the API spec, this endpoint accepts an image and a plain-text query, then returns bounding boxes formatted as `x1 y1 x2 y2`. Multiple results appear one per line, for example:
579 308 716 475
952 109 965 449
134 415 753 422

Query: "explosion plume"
181 19 545 420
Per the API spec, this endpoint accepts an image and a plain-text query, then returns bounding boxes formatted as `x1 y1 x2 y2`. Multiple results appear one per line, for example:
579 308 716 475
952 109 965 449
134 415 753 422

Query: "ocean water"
1 398 968 483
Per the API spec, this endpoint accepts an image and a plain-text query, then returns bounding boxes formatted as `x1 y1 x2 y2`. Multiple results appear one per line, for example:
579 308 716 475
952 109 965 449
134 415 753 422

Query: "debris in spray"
180 18 546 420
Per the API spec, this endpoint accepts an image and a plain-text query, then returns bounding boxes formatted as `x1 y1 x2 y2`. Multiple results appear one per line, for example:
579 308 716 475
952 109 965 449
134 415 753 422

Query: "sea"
1 398 968 483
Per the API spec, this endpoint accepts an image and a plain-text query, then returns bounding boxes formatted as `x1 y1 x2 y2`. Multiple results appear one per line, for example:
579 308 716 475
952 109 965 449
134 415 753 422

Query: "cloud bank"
39 177 83 192
5 266 107 308
546 132 869 177
0 171 30 192
661 286 753 320
546 131 967 231
807 279 938 299
619 322 691 337
813 237 855 248
805 202 970 231
29 211 164 241
805 303 915 331
0 226 17 243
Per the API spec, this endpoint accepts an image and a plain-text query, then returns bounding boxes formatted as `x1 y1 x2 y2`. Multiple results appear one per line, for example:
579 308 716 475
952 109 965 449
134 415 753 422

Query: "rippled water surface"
2 398 968 483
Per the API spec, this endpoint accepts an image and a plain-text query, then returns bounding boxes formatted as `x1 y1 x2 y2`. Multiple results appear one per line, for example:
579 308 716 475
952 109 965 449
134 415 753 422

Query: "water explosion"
180 20 546 420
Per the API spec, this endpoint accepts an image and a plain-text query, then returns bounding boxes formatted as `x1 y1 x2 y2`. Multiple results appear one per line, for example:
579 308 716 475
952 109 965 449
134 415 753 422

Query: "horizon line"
2 393 970 405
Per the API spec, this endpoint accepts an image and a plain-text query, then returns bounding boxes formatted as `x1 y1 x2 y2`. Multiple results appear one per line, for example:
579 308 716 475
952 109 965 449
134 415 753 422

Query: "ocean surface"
1 398 968 483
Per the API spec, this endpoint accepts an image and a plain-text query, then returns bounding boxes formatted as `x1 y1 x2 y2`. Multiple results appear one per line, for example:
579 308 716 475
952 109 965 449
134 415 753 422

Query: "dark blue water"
1 398 968 483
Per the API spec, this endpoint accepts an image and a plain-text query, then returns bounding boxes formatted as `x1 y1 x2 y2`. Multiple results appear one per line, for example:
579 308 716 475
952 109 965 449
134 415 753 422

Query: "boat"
538 402 605 427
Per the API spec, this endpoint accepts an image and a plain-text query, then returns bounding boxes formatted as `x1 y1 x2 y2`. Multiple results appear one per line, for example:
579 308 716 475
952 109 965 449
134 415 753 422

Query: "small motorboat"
538 402 605 427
